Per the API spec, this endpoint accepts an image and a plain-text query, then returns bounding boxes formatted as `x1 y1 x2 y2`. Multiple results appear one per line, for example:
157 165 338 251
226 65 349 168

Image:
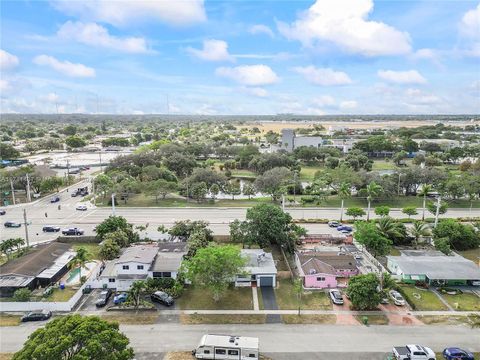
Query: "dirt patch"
417 315 472 326
180 314 266 324
355 315 389 325
0 354 13 360
100 313 158 325
282 314 336 324
0 315 21 326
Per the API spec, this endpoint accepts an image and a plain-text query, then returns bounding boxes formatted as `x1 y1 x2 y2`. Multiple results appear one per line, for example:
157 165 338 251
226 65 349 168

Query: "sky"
0 0 479 115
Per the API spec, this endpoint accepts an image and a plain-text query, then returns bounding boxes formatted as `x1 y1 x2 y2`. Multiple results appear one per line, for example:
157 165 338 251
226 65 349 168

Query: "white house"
235 249 277 288
148 242 187 280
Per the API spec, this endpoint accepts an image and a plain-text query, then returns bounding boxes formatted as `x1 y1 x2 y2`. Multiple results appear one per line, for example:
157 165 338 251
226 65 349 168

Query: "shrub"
13 288 32 302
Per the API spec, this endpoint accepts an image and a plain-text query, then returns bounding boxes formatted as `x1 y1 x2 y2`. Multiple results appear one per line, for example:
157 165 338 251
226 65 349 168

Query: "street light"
111 193 116 216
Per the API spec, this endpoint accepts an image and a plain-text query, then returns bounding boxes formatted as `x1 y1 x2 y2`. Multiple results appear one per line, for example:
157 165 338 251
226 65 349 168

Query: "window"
228 350 239 355
137 265 144 270
203 350 210 354
108 278 115 283
215 349 226 355
248 354 257 358
316 277 325 282
122 265 129 270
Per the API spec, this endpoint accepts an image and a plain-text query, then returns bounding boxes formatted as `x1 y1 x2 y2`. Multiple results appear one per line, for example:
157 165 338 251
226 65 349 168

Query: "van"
193 334 259 360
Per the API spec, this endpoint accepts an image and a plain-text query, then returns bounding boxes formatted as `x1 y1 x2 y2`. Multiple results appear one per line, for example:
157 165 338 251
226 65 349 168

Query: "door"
259 276 273 287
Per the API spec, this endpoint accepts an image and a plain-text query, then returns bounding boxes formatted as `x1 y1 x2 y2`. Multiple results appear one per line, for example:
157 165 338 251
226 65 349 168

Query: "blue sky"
1 0 479 115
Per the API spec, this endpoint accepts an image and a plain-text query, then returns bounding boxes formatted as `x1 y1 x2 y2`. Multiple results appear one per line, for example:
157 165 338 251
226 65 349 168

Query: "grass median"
180 314 266 324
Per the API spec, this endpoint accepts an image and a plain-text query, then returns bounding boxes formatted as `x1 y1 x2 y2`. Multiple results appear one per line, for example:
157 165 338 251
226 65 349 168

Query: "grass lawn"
180 314 265 324
299 166 323 180
371 160 397 171
72 243 100 260
398 285 448 311
0 315 21 326
100 313 158 325
275 279 332 310
417 315 472 326
458 249 480 263
442 293 480 311
355 315 389 325
265 244 289 271
389 248 401 256
281 314 336 324
177 286 253 310
46 287 77 302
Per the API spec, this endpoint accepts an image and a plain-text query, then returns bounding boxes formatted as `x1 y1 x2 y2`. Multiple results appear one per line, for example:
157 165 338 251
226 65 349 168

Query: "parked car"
62 227 84 236
95 289 113 307
0 209 6 215
328 289 344 305
340 229 352 234
389 290 406 306
21 310 52 322
113 292 128 305
76 204 88 211
50 196 60 203
328 221 341 228
442 347 475 360
43 225 60 232
71 190 79 197
393 345 436 360
151 291 174 306
337 225 353 232
4 221 21 228
69 168 80 174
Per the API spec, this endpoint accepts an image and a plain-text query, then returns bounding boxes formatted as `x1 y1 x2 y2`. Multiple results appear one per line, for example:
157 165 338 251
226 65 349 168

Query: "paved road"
1 323 478 354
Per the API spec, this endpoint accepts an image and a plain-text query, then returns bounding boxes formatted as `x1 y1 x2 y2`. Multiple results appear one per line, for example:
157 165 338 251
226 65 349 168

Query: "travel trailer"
192 334 259 360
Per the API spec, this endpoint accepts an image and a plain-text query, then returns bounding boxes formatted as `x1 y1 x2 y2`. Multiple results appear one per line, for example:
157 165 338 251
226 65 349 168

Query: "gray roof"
241 249 277 275
388 254 480 280
116 245 158 265
157 242 188 253
150 252 184 272
0 274 34 288
99 261 116 278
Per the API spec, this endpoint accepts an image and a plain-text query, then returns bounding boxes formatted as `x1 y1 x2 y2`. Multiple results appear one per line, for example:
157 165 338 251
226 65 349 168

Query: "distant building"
281 129 356 153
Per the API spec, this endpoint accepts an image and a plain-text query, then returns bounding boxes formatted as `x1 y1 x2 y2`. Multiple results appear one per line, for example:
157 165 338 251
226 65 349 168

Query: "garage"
258 275 274 287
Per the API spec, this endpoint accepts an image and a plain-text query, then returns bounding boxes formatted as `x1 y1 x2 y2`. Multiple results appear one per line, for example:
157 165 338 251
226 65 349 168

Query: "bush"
13 288 32 302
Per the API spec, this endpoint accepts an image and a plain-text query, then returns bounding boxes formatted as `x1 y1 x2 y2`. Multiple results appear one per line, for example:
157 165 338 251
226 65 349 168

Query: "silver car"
389 290 406 306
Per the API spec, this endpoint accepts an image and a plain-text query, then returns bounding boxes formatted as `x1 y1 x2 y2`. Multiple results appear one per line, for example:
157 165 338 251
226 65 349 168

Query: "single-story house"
148 242 187 279
0 242 76 297
295 252 359 289
236 249 277 288
387 250 480 286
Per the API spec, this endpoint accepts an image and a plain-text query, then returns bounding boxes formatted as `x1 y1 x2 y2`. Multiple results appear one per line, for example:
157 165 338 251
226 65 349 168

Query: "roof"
116 245 158 265
200 335 259 350
157 242 188 253
99 261 116 278
150 252 184 272
0 242 73 278
241 249 277 275
296 252 357 276
37 251 76 279
0 274 35 288
388 254 480 280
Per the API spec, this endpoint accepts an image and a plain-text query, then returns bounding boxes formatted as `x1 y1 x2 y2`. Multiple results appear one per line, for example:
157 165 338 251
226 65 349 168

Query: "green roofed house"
387 250 480 287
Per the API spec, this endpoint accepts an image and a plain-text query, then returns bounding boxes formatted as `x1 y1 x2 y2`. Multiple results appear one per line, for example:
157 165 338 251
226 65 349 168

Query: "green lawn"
177 286 253 310
180 314 265 324
45 287 77 302
72 243 100 260
398 285 449 311
299 166 323 180
458 249 480 263
275 279 332 310
371 160 397 171
281 314 336 324
442 292 480 311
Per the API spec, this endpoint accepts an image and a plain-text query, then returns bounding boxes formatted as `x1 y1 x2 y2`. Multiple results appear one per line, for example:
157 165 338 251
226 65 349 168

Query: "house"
235 249 277 288
0 242 75 297
295 252 359 289
387 250 480 286
148 242 187 279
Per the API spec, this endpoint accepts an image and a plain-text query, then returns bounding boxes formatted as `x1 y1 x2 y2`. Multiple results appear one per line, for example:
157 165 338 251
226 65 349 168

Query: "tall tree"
364 181 383 221
346 274 381 311
409 221 431 248
69 247 90 279
354 221 391 258
338 182 351 222
417 184 432 221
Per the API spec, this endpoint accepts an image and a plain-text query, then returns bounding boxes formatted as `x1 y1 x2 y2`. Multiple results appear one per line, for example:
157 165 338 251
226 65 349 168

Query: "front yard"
177 286 253 310
398 285 449 311
180 314 265 324
274 279 332 310
281 314 336 324
45 287 77 302
442 292 480 311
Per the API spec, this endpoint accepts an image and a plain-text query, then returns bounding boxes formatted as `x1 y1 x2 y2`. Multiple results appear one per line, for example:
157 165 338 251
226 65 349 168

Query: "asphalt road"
1 322 478 355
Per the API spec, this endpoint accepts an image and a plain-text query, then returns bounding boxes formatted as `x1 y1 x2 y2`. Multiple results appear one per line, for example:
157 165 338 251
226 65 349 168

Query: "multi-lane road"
1 181 479 244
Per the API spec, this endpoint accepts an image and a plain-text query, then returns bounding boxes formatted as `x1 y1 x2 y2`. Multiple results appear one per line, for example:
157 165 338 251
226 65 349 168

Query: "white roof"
37 251 76 279
241 249 277 275
200 335 259 350
116 245 158 265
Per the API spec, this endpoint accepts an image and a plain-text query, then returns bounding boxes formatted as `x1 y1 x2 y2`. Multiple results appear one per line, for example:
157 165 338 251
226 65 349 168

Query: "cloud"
249 24 274 38
377 69 426 84
312 95 336 106
52 0 206 27
215 65 279 86
186 39 234 62
33 55 95 77
340 100 358 109
405 88 441 105
293 66 352 86
40 93 59 103
57 21 148 53
459 4 480 57
242 87 268 97
0 49 19 71
277 0 411 56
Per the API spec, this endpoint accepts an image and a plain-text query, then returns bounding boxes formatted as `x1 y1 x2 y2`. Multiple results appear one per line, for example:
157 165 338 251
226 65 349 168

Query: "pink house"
295 252 359 289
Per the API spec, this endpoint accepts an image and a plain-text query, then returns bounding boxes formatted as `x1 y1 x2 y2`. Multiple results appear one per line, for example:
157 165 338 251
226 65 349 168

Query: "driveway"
261 287 281 323
334 298 360 325
76 289 113 312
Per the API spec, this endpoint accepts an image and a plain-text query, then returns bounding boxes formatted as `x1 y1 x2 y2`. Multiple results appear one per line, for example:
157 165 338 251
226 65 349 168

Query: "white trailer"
192 334 259 360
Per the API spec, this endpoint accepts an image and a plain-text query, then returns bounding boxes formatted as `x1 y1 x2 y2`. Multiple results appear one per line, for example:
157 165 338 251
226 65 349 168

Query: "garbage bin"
59 283 65 290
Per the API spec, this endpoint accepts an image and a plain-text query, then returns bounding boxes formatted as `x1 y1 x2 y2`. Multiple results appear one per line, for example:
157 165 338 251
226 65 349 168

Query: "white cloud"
242 87 268 97
293 66 352 86
277 0 411 56
186 39 234 62
40 93 59 103
411 48 443 69
404 88 441 105
377 70 426 84
459 4 480 57
312 95 336 106
0 49 19 71
57 21 148 53
340 100 358 109
216 65 279 86
249 24 274 38
52 0 206 27
33 55 96 77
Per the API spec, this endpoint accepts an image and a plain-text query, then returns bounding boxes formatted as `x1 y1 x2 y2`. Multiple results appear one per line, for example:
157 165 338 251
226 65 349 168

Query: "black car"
95 289 113 307
43 225 61 232
4 221 21 228
21 310 52 322
151 291 174 306
0 209 6 215
62 227 84 235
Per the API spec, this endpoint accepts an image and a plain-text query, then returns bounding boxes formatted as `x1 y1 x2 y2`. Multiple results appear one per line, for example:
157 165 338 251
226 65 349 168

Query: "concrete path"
252 287 259 311
432 289 455 311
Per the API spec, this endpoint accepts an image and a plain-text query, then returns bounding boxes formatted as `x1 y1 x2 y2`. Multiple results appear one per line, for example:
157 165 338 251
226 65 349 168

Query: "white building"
235 249 277 288
281 129 357 154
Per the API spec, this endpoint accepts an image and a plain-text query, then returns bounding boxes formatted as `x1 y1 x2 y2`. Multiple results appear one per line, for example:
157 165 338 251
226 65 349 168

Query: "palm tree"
409 221 431 249
339 182 351 222
128 280 146 309
69 247 91 279
417 184 432 221
365 181 383 221
377 217 403 240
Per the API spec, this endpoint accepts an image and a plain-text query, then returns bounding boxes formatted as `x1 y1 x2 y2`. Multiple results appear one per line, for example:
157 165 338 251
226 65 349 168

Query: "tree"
376 217 406 245
128 281 147 309
224 181 241 200
426 200 448 217
95 216 134 241
243 182 256 199
338 182 351 222
168 220 213 242
94 174 114 200
417 184 432 220
13 288 31 302
374 206 390 217
164 153 197 178
345 207 366 220
354 221 391 258
12 314 134 360
432 219 479 251
409 221 431 248
40 176 63 193
254 167 292 201
325 156 340 169
346 273 381 310
103 229 130 248
65 135 87 148
190 182 208 202
0 143 20 159
145 179 177 203
434 237 452 255
186 229 213 258
99 239 121 260
402 206 418 218
363 181 383 221
293 278 303 315
184 245 247 301
209 183 220 200
69 247 90 279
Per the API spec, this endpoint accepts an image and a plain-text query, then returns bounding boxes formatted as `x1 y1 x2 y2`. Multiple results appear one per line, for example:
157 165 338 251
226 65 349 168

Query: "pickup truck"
393 345 436 360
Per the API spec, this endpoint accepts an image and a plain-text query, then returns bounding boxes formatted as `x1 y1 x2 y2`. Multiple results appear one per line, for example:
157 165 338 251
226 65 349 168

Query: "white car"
76 205 88 211
329 289 344 305
389 290 406 306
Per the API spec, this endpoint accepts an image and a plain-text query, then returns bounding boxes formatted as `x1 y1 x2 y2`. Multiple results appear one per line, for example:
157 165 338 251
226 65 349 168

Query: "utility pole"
66 160 70 185
99 151 102 172
111 193 116 216
434 195 441 228
91 178 96 206
10 178 16 205
23 208 29 247
25 173 31 202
